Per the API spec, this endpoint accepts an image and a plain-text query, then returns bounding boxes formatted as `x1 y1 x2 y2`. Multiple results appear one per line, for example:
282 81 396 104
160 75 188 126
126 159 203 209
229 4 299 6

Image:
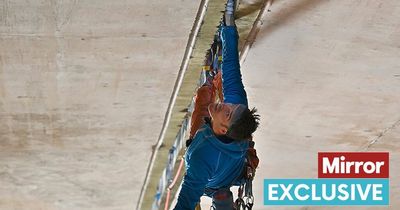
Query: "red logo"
318 152 389 178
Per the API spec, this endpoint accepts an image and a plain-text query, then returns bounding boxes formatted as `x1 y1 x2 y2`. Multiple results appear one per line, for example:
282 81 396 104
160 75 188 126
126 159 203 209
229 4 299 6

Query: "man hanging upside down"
174 0 260 209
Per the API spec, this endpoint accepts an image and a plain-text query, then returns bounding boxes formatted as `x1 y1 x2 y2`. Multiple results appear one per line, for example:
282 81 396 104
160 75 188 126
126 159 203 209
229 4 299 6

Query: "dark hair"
226 107 260 140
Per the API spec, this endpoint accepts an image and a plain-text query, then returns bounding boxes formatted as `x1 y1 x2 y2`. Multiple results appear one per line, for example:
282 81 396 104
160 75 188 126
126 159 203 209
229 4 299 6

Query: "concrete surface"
197 0 400 209
1 0 399 210
238 0 400 209
0 0 198 210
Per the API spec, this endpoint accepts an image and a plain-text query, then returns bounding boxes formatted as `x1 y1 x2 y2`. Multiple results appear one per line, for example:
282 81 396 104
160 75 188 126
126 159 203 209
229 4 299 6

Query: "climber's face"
208 102 241 135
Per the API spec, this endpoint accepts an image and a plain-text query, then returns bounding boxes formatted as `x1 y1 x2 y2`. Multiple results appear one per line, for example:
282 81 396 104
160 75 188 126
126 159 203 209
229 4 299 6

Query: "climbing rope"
164 157 185 210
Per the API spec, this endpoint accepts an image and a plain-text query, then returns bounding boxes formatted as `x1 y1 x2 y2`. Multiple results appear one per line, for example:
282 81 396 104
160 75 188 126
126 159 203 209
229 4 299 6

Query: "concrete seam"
239 0 272 65
365 118 400 150
135 0 209 209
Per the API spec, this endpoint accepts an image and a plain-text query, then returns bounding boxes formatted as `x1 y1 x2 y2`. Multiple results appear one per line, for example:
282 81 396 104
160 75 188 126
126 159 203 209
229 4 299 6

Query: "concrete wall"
0 0 198 209
198 0 400 209
1 0 399 209
243 0 400 209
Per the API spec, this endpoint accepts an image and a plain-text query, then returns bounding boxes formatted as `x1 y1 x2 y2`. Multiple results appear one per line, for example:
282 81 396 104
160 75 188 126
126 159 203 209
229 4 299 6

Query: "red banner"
318 152 389 178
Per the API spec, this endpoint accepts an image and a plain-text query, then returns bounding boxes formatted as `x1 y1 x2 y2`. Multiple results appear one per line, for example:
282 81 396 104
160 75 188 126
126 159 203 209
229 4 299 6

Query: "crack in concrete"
365 118 400 150
52 0 79 32
1 0 9 26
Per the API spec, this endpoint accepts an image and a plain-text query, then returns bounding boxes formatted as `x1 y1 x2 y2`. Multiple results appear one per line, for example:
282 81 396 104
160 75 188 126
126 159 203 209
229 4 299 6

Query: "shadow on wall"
236 0 265 19
249 0 328 41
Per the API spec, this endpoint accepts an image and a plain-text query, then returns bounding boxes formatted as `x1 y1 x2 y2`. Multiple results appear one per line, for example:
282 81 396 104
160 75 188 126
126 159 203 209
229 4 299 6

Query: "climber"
173 0 260 209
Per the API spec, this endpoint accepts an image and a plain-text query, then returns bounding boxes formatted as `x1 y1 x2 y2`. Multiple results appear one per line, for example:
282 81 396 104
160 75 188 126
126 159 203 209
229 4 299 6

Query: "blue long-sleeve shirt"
174 26 248 210
220 26 248 106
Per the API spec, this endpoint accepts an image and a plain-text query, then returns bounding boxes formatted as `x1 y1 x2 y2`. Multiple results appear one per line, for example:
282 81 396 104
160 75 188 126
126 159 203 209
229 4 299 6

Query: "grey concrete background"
1 0 399 210
199 0 400 209
0 0 198 209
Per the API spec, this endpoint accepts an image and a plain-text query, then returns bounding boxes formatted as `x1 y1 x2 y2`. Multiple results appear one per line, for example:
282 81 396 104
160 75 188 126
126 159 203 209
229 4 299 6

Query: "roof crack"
365 118 400 150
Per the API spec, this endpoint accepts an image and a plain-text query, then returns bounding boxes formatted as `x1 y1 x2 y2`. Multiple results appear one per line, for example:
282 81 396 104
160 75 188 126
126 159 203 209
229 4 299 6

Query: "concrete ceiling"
201 0 399 209
1 0 399 210
0 0 198 209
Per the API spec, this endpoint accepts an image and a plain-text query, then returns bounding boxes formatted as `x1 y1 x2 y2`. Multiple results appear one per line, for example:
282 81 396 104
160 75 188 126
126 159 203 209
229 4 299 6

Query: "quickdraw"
234 140 259 210
203 29 223 87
